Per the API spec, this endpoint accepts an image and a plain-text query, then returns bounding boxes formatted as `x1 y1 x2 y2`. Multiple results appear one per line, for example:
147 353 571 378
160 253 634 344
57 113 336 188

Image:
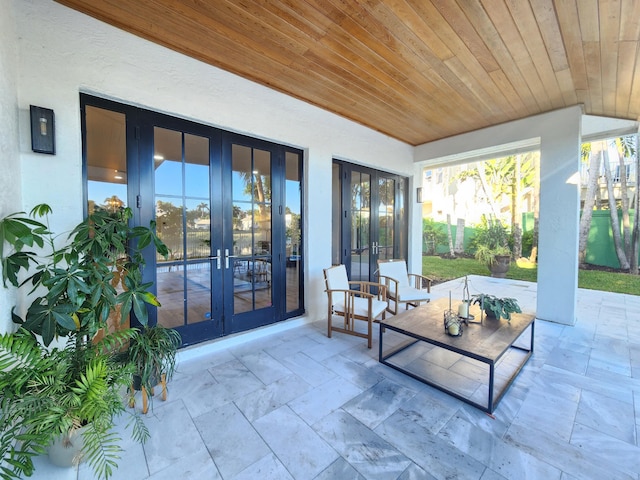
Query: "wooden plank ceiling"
56 0 640 146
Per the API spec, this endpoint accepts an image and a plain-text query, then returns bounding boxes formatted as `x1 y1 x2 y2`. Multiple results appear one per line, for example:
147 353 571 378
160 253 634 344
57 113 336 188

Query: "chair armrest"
408 273 432 292
377 274 399 292
326 288 375 300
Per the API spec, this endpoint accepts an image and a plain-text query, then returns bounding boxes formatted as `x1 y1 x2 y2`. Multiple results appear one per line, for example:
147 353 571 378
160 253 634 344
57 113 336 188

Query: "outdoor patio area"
31 275 640 479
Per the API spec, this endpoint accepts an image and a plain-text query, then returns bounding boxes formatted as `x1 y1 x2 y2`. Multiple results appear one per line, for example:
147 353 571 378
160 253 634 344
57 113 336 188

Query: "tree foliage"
422 218 447 255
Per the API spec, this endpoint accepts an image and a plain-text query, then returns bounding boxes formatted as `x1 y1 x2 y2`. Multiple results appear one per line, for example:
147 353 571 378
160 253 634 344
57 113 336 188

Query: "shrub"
422 218 447 255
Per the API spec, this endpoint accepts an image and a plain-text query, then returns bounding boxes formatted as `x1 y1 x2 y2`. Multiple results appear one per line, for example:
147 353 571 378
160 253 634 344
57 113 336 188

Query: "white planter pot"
48 425 87 468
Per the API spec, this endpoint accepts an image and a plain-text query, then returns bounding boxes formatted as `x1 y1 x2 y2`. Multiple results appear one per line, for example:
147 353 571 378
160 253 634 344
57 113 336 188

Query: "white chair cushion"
333 297 387 320
325 265 350 291
396 285 431 303
378 261 410 290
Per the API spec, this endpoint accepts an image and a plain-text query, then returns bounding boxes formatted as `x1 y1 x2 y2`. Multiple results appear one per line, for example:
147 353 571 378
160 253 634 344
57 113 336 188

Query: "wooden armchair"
323 264 387 349
377 259 432 315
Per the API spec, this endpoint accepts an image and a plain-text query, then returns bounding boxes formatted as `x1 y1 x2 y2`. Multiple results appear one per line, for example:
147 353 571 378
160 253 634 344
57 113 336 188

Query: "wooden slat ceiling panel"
55 0 640 145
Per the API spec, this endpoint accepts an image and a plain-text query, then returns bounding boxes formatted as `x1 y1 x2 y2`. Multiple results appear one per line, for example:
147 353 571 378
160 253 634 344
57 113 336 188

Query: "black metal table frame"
379 319 534 414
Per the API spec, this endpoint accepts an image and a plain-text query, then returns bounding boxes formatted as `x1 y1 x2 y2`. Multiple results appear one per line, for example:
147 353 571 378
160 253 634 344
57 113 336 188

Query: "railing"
580 162 637 185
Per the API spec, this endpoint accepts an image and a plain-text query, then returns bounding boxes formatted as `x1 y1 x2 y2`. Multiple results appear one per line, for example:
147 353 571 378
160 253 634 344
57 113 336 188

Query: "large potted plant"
0 329 147 477
0 204 168 479
472 215 512 278
124 324 181 414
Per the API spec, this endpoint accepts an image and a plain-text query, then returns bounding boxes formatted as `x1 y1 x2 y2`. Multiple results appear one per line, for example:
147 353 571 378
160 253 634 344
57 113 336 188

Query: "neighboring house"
194 219 211 230
421 162 537 227
579 145 638 208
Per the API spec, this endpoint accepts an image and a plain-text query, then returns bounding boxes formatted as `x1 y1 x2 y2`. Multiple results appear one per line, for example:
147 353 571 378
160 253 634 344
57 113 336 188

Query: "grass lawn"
422 255 640 296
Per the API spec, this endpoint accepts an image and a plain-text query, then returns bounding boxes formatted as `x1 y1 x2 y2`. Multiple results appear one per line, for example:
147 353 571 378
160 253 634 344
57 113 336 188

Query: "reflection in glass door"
377 176 396 262
154 127 215 333
85 105 128 214
350 170 371 281
284 152 302 314
230 144 273 317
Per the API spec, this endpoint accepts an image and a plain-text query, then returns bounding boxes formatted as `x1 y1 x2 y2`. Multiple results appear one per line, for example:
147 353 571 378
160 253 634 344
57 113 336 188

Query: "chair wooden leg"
129 386 135 408
327 305 333 338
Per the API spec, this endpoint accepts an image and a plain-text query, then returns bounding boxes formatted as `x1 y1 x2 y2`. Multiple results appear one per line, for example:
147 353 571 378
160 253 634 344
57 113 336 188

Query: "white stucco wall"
0 0 21 333
6 0 414 329
415 106 583 325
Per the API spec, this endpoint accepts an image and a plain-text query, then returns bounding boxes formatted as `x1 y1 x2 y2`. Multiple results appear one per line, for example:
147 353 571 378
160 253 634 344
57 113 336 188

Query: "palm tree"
632 133 640 275
195 202 209 218
459 155 536 259
578 141 601 266
600 135 637 272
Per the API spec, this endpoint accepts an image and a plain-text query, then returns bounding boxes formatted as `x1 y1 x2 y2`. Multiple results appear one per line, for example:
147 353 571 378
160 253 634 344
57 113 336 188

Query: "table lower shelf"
379 323 534 413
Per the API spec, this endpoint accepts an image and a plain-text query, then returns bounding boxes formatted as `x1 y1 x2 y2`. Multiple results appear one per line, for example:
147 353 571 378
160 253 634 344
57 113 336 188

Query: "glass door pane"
85 105 127 214
377 176 395 261
285 151 302 314
331 163 342 266
231 144 272 315
350 170 371 281
155 127 213 329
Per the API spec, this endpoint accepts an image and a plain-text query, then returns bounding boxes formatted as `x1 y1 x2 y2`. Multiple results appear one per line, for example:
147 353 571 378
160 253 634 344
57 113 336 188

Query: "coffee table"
379 297 534 413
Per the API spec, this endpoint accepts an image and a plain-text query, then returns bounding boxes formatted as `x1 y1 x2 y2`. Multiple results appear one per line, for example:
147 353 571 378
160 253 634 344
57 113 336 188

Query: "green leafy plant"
125 325 181 404
0 205 168 345
0 329 149 479
471 215 511 267
471 293 522 320
0 204 169 479
422 218 447 255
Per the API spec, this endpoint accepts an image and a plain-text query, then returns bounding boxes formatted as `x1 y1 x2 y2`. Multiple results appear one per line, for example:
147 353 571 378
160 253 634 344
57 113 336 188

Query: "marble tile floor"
29 275 640 479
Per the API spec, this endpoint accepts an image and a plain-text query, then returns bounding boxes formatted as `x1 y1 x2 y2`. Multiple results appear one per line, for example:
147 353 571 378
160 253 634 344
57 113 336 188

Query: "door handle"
208 249 222 270
225 249 238 269
372 242 378 255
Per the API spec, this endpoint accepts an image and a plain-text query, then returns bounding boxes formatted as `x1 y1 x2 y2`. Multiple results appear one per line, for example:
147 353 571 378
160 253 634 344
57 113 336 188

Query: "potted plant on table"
472 215 512 278
0 204 168 479
471 293 522 321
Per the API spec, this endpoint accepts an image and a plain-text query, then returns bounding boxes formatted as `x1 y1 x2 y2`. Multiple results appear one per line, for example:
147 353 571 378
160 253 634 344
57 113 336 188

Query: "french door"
82 95 303 347
332 161 408 282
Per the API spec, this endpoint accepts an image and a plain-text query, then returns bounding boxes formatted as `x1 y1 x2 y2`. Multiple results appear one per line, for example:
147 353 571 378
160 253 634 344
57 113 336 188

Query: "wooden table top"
380 297 535 363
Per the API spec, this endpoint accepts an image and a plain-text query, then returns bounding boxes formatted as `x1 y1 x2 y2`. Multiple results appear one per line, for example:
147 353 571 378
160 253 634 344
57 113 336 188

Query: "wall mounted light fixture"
30 105 55 155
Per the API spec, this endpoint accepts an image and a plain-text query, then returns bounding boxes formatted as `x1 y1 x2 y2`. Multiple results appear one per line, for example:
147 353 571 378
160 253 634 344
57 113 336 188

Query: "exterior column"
537 107 581 325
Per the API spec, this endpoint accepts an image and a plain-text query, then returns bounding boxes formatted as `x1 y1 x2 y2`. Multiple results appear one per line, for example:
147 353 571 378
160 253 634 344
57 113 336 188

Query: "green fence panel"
425 213 533 256
584 210 637 269
423 211 638 270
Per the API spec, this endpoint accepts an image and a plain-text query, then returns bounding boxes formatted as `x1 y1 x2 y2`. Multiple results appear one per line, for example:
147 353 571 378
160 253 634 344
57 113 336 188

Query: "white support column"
536 108 582 325
415 106 587 326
